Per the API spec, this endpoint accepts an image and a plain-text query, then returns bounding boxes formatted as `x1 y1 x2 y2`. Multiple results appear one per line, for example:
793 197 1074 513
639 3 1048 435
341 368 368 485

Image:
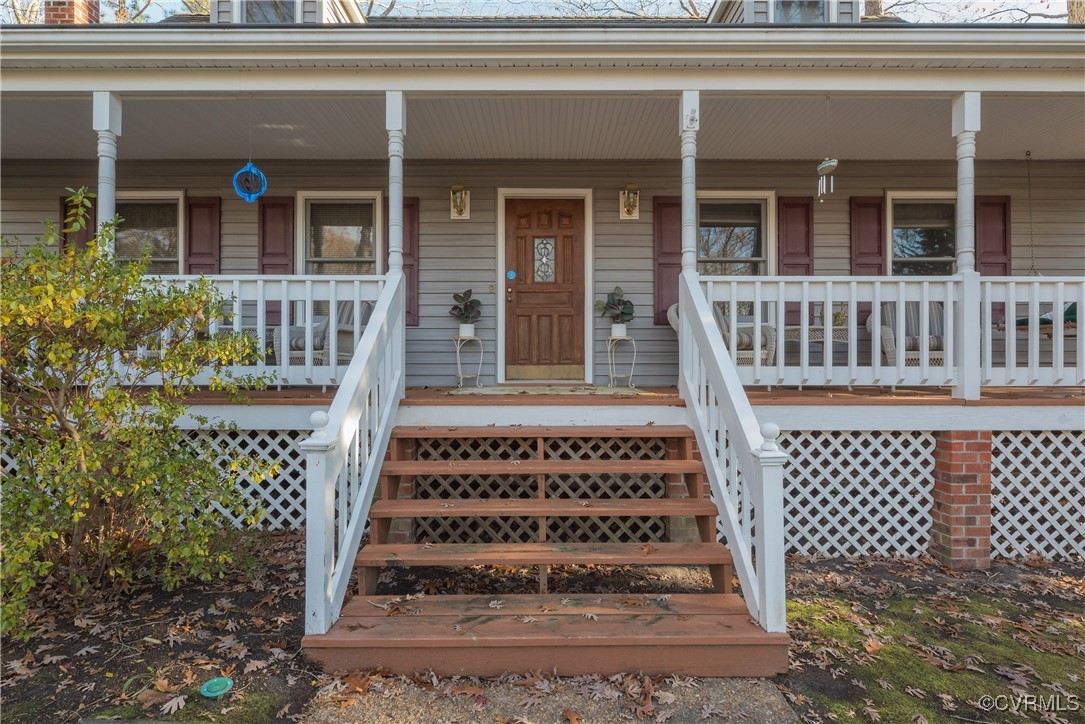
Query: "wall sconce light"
450 182 470 219
619 182 640 220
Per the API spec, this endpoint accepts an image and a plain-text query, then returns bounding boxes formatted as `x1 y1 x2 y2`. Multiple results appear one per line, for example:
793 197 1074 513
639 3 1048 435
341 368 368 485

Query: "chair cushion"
728 329 757 350
289 318 329 351
902 335 945 352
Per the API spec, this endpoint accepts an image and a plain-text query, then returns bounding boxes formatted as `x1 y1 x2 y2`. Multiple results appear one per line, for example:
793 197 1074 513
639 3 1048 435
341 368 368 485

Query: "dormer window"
239 0 296 23
774 0 827 22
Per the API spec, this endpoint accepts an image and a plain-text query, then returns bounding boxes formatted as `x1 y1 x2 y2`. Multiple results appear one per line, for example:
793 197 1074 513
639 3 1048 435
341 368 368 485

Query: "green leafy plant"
448 289 482 324
0 188 275 638
595 286 634 324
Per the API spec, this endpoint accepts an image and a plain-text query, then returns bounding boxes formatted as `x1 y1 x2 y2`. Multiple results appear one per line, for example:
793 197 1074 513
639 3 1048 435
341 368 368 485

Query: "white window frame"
886 190 957 277
295 190 383 276
232 0 301 24
695 190 778 276
115 190 185 274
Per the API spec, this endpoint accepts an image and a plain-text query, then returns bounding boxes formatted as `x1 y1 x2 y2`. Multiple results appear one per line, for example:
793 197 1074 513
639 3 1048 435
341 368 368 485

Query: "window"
697 201 767 276
239 0 295 23
115 196 182 274
891 198 956 275
304 199 378 275
774 0 826 22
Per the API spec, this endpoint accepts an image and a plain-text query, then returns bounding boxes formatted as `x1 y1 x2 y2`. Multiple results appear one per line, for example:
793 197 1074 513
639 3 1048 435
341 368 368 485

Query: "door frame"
496 188 594 384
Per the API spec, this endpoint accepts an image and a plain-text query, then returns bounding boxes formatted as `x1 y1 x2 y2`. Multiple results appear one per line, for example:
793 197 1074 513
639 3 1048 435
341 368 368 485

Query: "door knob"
506 288 512 293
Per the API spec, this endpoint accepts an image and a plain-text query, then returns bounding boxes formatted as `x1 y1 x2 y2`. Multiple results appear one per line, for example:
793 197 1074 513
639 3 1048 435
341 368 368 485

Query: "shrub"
0 188 275 638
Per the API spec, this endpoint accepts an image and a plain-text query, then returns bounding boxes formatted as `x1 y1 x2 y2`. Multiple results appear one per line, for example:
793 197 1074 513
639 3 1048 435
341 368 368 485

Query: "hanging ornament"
817 158 838 199
233 161 267 203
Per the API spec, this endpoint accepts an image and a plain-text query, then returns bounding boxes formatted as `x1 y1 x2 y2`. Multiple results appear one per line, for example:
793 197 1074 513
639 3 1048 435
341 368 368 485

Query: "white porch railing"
300 272 405 635
703 275 959 388
159 275 385 386
981 277 1084 386
678 271 788 633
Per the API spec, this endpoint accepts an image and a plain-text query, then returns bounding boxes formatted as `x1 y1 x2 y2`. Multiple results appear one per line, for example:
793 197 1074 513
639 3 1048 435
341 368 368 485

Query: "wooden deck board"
355 542 731 567
339 593 748 618
391 424 694 439
369 498 717 518
380 459 703 476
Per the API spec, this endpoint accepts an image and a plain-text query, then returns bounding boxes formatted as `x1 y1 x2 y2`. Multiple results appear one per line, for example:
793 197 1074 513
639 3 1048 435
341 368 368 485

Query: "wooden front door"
504 198 585 381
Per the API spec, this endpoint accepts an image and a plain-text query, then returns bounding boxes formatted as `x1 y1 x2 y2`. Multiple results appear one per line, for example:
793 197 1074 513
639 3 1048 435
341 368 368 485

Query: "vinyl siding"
838 0 858 22
2 159 1082 387
210 0 230 23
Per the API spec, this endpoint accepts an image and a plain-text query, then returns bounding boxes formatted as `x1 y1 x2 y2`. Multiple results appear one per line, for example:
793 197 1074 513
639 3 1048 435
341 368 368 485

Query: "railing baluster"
1006 281 1017 385
822 281 833 383
920 282 930 384
800 280 809 387
848 281 857 387
1053 282 1065 384
943 279 955 386
1028 281 1040 385
256 280 267 373
895 281 906 385
871 282 882 384
981 280 992 385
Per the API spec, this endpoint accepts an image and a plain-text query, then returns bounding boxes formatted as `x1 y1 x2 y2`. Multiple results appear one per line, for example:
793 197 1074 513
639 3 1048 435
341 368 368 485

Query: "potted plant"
449 288 482 337
596 286 634 337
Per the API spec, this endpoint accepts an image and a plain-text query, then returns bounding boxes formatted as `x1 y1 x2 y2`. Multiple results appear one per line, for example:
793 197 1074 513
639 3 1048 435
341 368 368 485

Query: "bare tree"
1 0 42 23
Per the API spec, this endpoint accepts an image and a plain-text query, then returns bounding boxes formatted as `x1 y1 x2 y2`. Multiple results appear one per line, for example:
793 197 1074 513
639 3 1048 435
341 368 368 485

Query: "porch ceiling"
2 92 1081 161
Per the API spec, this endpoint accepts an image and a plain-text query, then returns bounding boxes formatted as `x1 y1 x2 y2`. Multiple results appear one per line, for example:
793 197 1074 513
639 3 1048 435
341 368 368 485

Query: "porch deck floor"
183 385 1081 407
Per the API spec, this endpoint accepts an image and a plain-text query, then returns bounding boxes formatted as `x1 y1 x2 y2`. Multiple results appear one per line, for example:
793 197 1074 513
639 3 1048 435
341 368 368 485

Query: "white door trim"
496 188 594 385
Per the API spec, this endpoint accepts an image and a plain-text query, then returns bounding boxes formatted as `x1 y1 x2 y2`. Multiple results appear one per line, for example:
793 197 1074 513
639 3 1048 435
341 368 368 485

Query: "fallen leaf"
243 659 269 675
161 695 186 715
452 684 483 697
562 709 582 724
863 638 884 654
136 689 172 709
343 669 370 694
642 544 658 555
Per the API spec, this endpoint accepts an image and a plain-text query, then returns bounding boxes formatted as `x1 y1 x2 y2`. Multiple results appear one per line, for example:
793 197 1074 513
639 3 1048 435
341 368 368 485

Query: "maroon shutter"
384 197 420 326
653 196 682 325
976 196 1011 276
850 196 886 323
976 195 1011 323
184 196 221 274
258 197 295 325
59 195 96 250
778 196 814 324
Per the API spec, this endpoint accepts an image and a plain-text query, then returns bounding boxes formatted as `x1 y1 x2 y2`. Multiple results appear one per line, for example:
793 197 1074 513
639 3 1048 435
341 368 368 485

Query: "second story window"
241 0 295 23
774 0 827 22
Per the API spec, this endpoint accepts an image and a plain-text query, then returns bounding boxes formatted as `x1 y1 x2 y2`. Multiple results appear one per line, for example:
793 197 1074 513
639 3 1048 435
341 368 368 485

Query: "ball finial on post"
310 410 330 435
760 422 781 452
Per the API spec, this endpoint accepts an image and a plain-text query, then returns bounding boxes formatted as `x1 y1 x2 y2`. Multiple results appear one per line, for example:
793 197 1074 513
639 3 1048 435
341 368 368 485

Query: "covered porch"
2 86 1082 394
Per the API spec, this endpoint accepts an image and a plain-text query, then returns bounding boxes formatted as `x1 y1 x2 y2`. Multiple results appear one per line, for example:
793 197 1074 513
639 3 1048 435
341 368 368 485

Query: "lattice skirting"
991 431 1085 559
779 430 935 557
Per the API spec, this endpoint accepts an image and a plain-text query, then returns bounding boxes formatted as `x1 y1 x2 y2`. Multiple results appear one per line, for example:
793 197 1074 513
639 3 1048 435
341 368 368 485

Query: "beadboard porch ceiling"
1 92 1081 161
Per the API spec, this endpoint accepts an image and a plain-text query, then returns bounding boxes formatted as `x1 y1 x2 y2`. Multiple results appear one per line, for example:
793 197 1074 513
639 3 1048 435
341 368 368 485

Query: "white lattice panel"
190 429 308 531
770 431 935 557
992 431 1085 559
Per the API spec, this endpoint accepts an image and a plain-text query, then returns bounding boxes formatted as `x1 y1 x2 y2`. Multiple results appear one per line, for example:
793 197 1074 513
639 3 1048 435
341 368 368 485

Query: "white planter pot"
458 323 476 338
610 323 628 338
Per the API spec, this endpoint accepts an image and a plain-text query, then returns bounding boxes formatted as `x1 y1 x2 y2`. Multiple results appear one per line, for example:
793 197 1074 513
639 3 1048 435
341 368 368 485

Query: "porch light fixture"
450 182 470 219
620 182 640 220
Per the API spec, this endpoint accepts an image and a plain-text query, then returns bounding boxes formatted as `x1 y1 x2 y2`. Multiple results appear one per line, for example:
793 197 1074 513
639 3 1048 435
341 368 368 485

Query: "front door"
504 198 585 381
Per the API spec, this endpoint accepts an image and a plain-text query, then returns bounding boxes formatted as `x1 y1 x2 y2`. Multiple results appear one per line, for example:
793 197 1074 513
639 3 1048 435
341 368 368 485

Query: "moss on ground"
91 688 286 723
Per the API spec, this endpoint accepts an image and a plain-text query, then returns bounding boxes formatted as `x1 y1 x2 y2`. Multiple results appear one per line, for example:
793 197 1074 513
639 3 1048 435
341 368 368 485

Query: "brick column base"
930 430 993 570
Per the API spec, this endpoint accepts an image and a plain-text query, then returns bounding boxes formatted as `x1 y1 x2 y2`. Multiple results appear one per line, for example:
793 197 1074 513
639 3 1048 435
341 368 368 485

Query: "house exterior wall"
740 1 859 23
2 158 1082 387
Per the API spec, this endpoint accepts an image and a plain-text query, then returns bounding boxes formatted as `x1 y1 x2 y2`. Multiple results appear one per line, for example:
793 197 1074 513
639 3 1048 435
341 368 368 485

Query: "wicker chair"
667 303 777 366
271 300 374 366
867 300 946 366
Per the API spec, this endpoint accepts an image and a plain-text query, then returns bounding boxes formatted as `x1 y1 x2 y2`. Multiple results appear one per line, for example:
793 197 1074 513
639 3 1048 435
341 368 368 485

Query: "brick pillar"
930 430 993 570
44 0 100 24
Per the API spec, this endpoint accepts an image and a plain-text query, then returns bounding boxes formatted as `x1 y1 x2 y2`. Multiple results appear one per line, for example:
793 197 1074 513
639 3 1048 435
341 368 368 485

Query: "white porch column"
680 91 700 272
952 91 981 400
385 90 406 273
92 91 122 252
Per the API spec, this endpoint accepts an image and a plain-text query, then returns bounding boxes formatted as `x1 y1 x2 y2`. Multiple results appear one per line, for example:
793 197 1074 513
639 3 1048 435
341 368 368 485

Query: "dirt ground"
3 535 1082 724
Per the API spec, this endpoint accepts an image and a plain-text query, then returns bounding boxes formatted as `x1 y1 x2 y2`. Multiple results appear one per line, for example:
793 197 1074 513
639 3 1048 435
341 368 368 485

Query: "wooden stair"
302 424 788 676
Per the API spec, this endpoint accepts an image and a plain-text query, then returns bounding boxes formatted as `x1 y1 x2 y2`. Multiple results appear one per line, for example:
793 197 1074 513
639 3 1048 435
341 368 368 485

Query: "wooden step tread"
339 593 748 618
303 591 788 676
370 498 717 518
392 425 694 439
381 459 703 476
355 542 731 567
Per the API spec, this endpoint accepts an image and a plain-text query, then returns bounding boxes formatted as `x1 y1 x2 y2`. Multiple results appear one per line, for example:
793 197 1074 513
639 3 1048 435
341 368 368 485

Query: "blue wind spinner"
233 161 268 203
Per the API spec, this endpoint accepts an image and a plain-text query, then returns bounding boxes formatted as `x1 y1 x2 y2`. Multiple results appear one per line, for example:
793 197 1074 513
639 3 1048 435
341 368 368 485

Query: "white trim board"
495 188 594 385
752 404 1085 431
396 404 688 428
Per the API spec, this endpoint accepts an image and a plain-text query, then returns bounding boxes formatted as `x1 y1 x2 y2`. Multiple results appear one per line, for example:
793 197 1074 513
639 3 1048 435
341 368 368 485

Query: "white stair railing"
678 270 788 633
300 271 405 635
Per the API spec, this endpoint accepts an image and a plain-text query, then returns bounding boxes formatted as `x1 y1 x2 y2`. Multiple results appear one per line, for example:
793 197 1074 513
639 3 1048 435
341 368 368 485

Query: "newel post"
753 422 788 633
952 92 981 400
301 410 338 635
92 91 122 253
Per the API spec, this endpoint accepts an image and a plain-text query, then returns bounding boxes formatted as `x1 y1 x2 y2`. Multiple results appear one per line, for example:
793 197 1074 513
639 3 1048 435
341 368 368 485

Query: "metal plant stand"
453 336 484 388
606 335 637 388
